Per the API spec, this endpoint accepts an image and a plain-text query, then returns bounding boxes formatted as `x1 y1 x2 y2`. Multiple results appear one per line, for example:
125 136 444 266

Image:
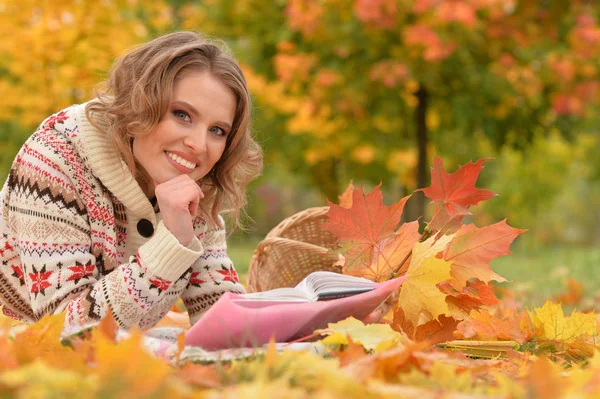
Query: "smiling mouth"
166 151 196 170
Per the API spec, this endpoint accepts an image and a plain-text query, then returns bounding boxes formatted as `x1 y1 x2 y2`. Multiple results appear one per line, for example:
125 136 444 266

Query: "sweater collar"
74 103 155 220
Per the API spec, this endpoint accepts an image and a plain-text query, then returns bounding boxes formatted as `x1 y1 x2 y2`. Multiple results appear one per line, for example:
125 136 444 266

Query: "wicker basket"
246 206 341 293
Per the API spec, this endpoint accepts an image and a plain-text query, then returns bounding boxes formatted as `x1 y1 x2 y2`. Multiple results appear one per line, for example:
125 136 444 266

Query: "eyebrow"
172 100 233 130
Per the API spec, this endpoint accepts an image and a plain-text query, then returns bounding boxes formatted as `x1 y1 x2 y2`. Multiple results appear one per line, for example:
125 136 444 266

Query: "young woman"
0 31 262 335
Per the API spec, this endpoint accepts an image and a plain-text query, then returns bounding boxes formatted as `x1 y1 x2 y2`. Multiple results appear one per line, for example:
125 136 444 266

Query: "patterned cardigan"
0 103 245 334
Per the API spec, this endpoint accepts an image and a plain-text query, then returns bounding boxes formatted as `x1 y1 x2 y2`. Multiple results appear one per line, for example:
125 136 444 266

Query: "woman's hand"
154 175 204 246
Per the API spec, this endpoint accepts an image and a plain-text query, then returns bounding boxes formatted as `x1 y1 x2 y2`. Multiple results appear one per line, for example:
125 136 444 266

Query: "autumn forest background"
1 0 600 303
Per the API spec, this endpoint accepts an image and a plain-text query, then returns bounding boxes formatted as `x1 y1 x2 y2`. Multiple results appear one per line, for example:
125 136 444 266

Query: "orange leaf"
322 184 410 273
392 307 458 345
420 157 496 219
525 357 565 399
342 340 430 382
338 182 355 208
337 338 369 367
442 220 525 290
439 280 501 319
553 278 584 306
98 309 119 343
455 308 529 345
13 314 87 371
95 331 171 396
177 362 222 389
347 220 421 282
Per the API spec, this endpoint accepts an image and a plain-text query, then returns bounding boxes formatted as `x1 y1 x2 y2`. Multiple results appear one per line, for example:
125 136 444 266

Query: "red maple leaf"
441 219 526 290
321 184 410 273
419 157 497 232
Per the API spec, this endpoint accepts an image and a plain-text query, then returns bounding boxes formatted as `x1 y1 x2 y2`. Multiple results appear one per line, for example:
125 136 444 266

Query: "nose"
183 127 208 154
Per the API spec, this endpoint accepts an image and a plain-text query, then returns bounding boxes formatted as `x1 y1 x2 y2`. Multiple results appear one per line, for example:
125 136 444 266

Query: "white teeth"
166 152 196 170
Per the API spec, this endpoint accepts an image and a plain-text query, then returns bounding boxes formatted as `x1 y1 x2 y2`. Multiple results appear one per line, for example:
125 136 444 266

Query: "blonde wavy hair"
86 31 262 229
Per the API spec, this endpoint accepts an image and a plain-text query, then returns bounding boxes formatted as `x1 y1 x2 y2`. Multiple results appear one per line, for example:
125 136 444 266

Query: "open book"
240 271 377 302
185 274 408 350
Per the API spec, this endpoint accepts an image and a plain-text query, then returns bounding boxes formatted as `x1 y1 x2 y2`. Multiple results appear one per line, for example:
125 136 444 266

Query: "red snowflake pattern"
149 277 171 293
67 261 95 284
46 111 69 129
216 264 239 283
11 264 25 285
29 265 53 297
190 271 206 287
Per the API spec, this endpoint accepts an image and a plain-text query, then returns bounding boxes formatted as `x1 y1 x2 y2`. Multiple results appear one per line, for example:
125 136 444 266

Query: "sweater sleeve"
182 215 246 326
3 141 201 336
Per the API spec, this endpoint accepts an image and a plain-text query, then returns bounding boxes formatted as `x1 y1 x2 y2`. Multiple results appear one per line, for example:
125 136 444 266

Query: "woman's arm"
2 140 200 335
182 214 246 326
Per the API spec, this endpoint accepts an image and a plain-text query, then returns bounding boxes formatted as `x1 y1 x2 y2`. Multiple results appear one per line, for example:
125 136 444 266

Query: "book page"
295 271 377 300
238 287 312 302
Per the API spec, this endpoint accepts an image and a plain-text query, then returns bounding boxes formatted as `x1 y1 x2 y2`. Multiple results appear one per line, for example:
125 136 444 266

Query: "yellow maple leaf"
319 317 403 352
0 360 97 397
397 234 455 327
94 330 174 397
529 301 597 343
12 313 88 371
399 361 480 394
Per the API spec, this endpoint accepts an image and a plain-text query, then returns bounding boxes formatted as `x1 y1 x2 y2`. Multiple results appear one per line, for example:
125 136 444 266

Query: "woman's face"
133 71 236 195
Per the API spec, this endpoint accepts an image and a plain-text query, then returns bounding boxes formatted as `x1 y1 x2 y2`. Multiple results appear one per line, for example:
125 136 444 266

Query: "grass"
492 243 600 307
228 236 262 278
228 235 600 309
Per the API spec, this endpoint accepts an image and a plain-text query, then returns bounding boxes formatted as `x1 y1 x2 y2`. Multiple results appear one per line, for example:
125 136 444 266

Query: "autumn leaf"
399 361 480 393
336 338 370 367
177 363 222 389
318 317 403 352
94 331 173 397
397 234 455 327
97 309 119 343
440 280 501 308
322 184 411 273
419 157 496 232
341 340 432 383
455 308 530 344
338 182 355 208
524 357 566 399
348 220 421 282
392 307 459 345
441 280 501 320
529 301 597 343
442 220 526 290
0 361 97 397
12 314 87 371
553 278 584 306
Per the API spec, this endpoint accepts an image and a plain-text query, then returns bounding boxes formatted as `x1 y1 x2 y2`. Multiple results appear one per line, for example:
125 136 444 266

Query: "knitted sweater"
0 103 245 334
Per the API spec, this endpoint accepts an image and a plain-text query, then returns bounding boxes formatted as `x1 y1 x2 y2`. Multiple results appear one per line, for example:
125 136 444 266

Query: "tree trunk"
311 157 340 203
413 85 429 227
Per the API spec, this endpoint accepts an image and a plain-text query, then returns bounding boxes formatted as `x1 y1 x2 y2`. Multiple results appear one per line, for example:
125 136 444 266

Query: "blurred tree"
0 0 173 178
180 0 600 220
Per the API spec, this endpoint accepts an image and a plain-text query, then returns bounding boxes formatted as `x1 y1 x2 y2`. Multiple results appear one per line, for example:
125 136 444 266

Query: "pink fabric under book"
185 276 408 350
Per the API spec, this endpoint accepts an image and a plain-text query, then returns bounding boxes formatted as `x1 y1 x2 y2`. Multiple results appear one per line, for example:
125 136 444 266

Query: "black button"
137 219 154 237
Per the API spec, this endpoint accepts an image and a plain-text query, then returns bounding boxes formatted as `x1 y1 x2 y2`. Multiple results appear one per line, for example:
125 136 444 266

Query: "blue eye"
209 126 227 136
173 110 191 122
